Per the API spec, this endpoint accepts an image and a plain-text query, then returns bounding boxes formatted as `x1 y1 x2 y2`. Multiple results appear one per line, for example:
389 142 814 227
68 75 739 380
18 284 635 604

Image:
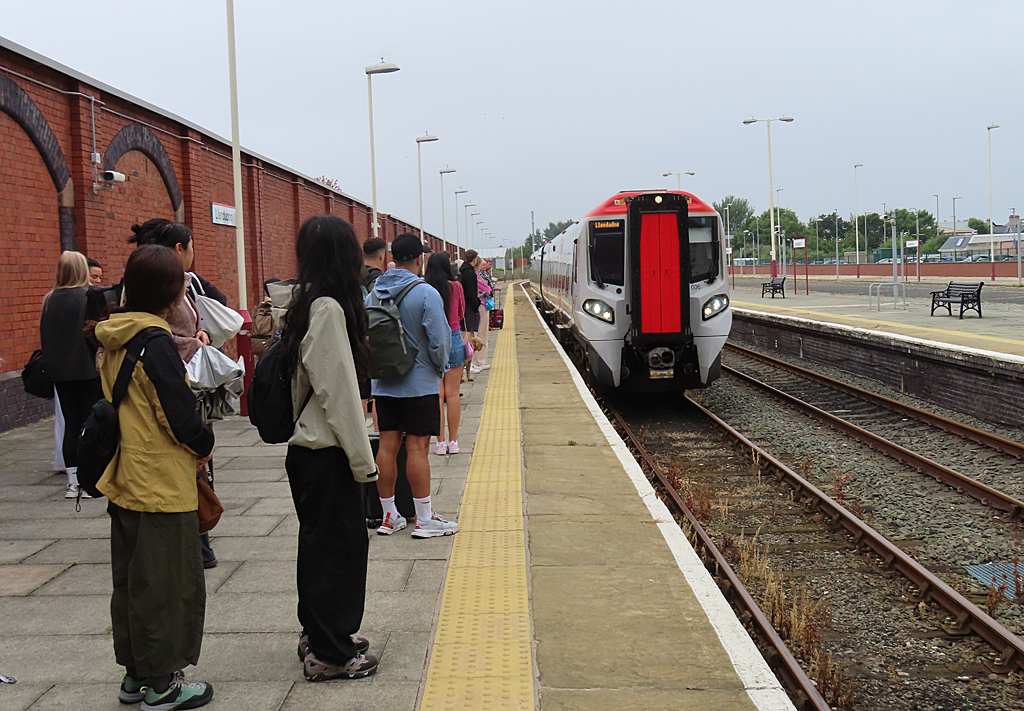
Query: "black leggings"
54 378 103 469
286 445 368 664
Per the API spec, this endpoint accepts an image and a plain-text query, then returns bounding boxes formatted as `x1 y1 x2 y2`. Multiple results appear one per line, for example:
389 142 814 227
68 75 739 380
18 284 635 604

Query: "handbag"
188 274 243 349
22 350 54 399
197 462 223 534
484 296 496 311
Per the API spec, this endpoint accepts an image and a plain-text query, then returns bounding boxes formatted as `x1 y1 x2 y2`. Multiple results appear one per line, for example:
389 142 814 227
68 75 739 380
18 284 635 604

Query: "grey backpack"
367 279 424 380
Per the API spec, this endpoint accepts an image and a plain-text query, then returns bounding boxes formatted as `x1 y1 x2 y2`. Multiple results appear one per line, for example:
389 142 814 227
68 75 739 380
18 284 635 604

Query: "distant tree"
712 196 754 234
543 220 575 242
968 217 990 234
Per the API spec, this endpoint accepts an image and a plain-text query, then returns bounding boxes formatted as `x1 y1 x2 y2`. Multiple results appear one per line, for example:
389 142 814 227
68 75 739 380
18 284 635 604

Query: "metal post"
916 210 921 282
988 125 1000 281
854 163 862 278
367 75 379 239
767 121 777 276
834 210 839 280
417 141 424 239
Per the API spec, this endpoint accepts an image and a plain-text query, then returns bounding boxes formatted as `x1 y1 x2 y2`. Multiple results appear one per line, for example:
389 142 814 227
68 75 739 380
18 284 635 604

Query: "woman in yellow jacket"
94 245 215 710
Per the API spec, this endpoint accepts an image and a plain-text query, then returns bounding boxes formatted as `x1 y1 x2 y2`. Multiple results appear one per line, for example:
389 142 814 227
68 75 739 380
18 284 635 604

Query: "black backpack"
77 327 162 501
247 339 312 444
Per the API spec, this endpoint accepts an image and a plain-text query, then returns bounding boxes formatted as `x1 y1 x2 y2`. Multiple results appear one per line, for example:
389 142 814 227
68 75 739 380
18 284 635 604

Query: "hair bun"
130 224 143 235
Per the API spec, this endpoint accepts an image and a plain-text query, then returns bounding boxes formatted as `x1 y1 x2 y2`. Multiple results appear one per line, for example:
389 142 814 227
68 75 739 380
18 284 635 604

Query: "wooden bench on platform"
930 282 983 319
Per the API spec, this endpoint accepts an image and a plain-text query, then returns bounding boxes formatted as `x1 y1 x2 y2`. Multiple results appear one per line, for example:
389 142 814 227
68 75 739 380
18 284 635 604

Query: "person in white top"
276 215 380 683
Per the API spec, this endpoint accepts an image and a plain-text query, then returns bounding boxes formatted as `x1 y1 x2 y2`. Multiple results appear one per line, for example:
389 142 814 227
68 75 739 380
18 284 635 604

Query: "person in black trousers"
277 215 380 682
40 251 103 499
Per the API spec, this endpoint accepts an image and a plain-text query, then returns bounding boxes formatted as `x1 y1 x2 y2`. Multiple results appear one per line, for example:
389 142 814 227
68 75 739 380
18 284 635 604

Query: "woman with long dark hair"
278 215 380 682
424 252 466 455
95 244 215 709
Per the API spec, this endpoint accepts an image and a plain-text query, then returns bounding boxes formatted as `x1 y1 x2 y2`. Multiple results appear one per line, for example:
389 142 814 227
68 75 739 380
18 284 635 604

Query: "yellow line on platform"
731 300 1024 349
420 296 535 711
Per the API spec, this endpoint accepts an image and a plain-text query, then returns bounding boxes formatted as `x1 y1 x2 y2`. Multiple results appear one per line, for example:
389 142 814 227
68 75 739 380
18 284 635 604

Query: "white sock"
66 467 78 486
413 496 433 524
380 496 399 520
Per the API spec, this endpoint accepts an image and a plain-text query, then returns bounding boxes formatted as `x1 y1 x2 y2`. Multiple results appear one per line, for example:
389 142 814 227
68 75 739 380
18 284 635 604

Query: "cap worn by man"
391 234 432 263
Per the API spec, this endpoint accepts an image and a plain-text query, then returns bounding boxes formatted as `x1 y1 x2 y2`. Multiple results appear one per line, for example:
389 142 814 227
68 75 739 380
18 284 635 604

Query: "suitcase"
489 286 504 330
363 433 416 528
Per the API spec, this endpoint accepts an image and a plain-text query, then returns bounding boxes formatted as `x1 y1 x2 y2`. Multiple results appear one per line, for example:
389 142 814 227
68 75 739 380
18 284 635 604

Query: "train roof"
584 191 716 218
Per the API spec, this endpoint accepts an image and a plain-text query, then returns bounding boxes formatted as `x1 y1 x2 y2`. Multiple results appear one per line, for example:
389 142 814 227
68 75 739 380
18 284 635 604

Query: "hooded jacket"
95 312 214 512
459 261 481 313
40 287 97 382
365 268 450 398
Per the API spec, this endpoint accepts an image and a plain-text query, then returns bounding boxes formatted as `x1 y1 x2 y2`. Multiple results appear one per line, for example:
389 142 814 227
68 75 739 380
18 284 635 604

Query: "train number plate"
649 369 674 380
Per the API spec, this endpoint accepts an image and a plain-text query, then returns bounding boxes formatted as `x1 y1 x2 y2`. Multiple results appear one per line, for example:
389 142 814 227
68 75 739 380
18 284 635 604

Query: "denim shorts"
448 330 466 368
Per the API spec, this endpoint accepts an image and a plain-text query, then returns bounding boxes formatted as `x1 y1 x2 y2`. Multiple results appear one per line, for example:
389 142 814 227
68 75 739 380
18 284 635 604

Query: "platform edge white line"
520 283 796 711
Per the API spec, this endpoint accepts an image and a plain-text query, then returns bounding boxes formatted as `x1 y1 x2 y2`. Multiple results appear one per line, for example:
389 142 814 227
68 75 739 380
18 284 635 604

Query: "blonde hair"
55 251 90 290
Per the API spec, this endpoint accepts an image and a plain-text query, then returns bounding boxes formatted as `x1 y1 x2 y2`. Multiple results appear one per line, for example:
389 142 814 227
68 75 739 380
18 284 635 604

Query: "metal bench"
930 281 983 319
761 276 786 298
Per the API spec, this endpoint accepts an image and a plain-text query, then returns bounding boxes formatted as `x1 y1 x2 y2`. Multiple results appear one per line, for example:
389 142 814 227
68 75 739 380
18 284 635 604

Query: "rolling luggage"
489 286 504 330
363 433 415 528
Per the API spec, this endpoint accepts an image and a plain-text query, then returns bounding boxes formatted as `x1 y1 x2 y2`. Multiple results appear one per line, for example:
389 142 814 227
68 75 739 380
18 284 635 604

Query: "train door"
627 193 690 340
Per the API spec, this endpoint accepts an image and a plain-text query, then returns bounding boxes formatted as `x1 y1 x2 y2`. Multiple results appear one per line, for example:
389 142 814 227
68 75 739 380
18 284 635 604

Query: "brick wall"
0 40 439 432
729 310 1024 428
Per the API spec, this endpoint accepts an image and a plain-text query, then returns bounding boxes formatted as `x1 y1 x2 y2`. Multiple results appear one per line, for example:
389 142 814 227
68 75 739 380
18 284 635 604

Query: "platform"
0 285 792 711
729 278 1024 359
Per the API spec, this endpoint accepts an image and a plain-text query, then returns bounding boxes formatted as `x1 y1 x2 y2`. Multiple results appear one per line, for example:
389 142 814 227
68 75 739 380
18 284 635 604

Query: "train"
528 190 732 391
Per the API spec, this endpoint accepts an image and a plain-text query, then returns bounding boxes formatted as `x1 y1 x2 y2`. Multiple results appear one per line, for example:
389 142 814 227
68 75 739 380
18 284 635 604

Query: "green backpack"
367 279 424 380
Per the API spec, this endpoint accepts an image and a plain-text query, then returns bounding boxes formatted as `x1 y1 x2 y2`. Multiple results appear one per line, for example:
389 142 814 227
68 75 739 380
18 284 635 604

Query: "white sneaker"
412 514 459 538
435 441 448 456
469 365 482 374
376 512 407 536
447 440 460 454
480 364 491 371
64 483 92 499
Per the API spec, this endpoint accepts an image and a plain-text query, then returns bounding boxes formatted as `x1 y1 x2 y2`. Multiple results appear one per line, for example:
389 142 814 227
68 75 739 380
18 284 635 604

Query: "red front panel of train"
639 213 682 333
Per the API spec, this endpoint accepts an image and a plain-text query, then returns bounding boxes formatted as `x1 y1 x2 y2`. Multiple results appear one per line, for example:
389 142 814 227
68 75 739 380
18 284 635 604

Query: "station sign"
211 202 236 226
907 239 920 248
792 238 806 248
725 247 733 254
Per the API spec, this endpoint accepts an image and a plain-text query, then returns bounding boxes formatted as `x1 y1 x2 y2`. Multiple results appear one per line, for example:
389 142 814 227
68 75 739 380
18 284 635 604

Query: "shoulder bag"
188 273 243 348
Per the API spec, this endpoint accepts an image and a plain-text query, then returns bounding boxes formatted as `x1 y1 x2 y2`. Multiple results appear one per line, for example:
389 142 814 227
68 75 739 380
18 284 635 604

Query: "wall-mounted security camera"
100 171 126 183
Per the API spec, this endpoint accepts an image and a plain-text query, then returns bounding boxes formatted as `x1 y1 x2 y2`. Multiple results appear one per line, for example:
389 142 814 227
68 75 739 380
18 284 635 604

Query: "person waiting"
424 253 466 455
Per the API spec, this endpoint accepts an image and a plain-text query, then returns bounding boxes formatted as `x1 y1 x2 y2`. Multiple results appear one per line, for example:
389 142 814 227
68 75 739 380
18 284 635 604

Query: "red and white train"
529 190 731 391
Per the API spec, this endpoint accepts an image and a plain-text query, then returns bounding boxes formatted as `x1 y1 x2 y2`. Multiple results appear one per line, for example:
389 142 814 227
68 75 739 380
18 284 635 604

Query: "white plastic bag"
188 274 243 348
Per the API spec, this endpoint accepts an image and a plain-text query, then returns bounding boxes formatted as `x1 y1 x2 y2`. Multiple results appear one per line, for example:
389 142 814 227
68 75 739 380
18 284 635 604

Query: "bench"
930 282 983 319
761 276 786 298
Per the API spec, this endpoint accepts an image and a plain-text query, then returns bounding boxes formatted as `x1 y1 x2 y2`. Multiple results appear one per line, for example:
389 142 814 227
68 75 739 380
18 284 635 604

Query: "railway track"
721 343 1024 520
608 394 1024 711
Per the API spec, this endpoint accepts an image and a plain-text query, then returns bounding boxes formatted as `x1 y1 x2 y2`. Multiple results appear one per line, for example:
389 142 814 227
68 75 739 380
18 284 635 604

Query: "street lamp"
470 213 481 251
454 189 467 251
987 124 1000 280
833 209 840 280
415 134 438 240
366 61 400 239
743 116 793 276
853 163 863 277
463 204 476 251
439 167 456 243
952 195 963 262
775 188 784 276
662 171 695 190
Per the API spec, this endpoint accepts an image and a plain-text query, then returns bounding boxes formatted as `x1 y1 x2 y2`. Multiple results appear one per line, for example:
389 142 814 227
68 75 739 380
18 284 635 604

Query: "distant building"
938 218 1020 255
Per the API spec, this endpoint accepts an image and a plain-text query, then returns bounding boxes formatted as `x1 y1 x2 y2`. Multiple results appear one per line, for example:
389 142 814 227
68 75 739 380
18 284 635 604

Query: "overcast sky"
5 1 1023 251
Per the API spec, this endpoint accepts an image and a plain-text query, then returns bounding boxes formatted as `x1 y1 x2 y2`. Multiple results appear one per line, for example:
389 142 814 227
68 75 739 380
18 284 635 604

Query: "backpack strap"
391 279 425 307
111 328 162 408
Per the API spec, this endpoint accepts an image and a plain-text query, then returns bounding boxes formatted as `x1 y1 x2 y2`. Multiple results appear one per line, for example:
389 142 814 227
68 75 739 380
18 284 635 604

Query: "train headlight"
582 298 615 323
702 294 730 320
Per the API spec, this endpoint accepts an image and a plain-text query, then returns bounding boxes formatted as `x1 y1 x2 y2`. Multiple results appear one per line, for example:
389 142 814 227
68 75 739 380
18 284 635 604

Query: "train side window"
688 217 718 283
588 220 625 287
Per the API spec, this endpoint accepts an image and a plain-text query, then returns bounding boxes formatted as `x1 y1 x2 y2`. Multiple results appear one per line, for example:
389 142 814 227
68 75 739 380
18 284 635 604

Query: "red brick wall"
0 43 436 386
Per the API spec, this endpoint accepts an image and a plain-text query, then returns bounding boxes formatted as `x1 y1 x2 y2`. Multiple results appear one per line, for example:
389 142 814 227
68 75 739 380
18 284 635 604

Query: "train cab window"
688 216 719 283
588 220 625 287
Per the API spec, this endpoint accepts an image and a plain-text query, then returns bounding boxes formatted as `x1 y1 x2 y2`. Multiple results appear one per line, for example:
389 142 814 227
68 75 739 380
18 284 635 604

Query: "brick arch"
104 123 184 221
0 73 77 251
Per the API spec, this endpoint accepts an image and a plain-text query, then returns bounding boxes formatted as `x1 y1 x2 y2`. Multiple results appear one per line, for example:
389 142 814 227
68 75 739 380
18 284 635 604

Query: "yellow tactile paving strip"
420 297 536 711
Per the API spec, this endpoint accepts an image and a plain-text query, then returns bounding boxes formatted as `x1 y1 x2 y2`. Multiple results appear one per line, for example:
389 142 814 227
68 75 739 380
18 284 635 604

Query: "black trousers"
285 445 368 664
108 502 205 678
54 378 102 469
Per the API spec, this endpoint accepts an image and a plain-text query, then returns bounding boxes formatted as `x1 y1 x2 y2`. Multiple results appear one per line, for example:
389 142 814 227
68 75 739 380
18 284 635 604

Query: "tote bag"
188 274 243 348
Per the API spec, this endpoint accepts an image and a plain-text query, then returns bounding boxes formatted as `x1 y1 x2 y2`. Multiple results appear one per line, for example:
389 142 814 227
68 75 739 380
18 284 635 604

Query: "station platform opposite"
728 279 1024 359
0 284 792 711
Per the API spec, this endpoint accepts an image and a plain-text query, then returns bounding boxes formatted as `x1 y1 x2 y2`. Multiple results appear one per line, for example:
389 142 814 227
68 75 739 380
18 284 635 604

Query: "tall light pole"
225 0 247 313
439 167 456 244
662 170 695 190
854 163 863 277
743 116 793 277
454 189 467 251
834 209 840 280
470 212 480 251
775 188 784 276
952 195 963 262
415 134 438 240
814 217 821 265
463 204 476 252
366 61 400 240
934 194 940 260
987 124 1000 280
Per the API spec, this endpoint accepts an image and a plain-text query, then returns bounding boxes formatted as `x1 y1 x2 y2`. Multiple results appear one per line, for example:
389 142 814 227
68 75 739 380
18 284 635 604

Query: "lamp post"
462 204 475 253
470 212 480 251
854 163 863 277
775 188 784 277
987 124 1000 280
439 167 456 244
723 202 732 278
662 171 695 190
754 215 760 275
952 196 963 262
814 217 820 266
834 209 840 280
934 193 941 261
366 61 400 239
454 189 467 251
743 116 793 277
415 134 438 239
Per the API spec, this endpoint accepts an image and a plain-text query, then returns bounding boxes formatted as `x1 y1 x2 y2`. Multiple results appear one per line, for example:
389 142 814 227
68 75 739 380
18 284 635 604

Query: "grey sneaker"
304 651 379 681
411 513 459 538
118 673 145 704
376 512 407 536
141 675 213 710
298 633 369 661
